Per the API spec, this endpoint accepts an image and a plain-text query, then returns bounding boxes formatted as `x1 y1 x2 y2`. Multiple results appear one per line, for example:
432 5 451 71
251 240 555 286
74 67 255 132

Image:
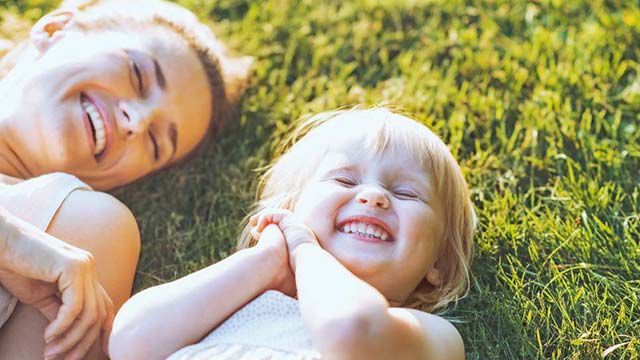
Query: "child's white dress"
168 290 322 360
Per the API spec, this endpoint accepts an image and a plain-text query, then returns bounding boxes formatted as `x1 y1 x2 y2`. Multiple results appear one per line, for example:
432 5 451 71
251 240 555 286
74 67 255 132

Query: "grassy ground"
3 0 640 358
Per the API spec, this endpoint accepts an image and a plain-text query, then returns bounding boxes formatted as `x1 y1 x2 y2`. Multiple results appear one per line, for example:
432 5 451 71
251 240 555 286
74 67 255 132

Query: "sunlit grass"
3 0 639 358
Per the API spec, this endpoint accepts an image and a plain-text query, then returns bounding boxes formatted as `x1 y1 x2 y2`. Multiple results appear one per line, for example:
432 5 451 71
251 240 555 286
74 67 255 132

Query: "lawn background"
2 0 639 358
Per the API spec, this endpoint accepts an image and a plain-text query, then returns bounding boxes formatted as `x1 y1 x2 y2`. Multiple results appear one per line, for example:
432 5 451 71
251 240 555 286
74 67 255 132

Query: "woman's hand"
0 208 114 359
249 208 320 272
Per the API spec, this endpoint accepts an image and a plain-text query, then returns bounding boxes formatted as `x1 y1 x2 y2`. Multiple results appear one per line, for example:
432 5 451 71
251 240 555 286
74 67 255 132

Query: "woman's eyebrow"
168 122 177 162
153 57 166 90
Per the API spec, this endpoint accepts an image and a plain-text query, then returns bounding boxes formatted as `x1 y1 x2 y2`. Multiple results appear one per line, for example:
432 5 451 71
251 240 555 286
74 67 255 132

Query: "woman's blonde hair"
1 0 252 145
237 107 476 313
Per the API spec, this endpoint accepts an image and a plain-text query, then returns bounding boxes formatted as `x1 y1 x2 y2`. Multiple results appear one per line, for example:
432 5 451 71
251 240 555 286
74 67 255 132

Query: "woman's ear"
220 54 254 104
30 8 76 55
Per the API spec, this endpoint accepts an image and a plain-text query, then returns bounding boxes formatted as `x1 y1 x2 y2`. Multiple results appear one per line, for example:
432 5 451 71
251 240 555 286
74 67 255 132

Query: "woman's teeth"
81 97 106 155
341 221 390 241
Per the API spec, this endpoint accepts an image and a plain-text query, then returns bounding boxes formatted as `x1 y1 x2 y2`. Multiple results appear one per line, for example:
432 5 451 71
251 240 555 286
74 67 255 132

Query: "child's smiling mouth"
336 216 394 242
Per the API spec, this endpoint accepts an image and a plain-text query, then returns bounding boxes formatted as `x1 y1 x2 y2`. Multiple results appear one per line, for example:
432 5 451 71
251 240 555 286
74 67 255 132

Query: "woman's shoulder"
0 172 91 229
49 187 139 245
0 172 89 194
0 172 140 252
46 187 141 290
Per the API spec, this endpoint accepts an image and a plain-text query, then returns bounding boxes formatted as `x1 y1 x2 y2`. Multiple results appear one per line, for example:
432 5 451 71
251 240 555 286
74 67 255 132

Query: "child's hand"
251 223 297 297
250 209 319 271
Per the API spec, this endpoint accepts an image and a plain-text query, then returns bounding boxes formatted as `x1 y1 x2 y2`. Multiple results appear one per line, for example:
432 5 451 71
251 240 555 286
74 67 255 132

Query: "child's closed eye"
391 188 421 200
333 176 358 187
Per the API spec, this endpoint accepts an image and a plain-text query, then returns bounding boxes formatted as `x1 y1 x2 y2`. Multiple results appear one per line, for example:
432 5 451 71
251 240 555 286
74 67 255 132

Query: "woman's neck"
0 118 30 179
0 53 32 179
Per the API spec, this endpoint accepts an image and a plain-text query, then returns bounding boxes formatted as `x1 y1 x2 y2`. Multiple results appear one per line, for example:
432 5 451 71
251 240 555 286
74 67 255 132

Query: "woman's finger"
44 278 99 357
63 321 101 360
93 283 108 344
34 295 62 323
44 278 83 342
100 286 115 355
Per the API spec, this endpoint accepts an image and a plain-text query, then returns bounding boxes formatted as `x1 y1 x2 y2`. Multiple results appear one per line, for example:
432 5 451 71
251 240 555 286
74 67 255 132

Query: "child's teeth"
366 225 375 236
341 221 390 241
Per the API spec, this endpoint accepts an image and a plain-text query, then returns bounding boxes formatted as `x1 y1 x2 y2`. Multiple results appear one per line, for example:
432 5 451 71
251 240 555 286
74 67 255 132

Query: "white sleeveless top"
168 290 322 360
0 173 91 328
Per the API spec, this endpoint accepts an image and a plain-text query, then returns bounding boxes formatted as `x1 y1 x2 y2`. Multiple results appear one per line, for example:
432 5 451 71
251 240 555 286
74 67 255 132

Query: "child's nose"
356 187 390 209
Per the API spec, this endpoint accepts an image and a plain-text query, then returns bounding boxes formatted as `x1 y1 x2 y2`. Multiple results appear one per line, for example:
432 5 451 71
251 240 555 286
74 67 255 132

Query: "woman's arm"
109 225 292 360
293 243 464 360
0 201 117 359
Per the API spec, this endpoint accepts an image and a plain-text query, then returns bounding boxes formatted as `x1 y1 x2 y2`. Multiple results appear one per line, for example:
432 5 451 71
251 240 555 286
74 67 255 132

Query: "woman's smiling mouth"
80 93 108 159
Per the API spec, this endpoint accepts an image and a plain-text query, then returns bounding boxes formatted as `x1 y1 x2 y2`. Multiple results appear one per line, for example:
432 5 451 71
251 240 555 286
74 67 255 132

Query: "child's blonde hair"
238 107 476 312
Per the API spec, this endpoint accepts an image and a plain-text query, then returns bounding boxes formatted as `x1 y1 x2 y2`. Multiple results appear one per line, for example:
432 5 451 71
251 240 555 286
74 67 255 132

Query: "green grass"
3 0 640 358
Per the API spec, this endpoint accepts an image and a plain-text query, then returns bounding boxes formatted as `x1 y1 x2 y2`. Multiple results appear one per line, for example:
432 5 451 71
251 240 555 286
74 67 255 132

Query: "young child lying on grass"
108 107 476 360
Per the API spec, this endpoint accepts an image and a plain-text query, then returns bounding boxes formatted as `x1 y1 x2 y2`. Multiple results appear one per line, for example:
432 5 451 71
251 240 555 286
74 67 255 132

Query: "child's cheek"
295 183 352 246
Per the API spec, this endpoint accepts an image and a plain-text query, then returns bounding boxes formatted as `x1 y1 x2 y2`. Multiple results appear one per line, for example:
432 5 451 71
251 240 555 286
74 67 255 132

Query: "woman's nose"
117 101 152 139
356 187 390 209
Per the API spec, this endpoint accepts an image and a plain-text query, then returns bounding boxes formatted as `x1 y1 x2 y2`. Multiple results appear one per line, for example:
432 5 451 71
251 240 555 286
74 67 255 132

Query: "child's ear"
426 268 443 286
426 257 447 286
30 8 76 55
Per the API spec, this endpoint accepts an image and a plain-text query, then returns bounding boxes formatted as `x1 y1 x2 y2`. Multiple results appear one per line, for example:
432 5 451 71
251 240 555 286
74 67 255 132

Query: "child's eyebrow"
399 173 428 184
390 171 431 188
322 165 359 176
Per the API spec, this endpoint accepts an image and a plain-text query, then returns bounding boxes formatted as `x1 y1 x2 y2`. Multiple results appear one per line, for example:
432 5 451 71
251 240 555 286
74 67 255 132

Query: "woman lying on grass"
110 107 476 360
0 0 250 358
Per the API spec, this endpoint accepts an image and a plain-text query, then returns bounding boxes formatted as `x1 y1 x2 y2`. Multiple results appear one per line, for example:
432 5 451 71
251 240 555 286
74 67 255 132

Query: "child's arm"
108 225 293 360
251 209 465 360
293 243 464 360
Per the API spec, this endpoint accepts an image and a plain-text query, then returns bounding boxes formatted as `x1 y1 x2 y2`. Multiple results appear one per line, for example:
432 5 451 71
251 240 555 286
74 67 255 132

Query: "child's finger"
249 214 259 226
251 227 261 241
261 224 285 243
256 211 288 232
257 215 270 232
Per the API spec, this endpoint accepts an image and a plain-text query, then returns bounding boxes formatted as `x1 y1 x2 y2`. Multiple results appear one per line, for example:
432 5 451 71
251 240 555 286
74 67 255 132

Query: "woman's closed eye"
125 50 147 97
148 131 159 161
132 61 144 95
